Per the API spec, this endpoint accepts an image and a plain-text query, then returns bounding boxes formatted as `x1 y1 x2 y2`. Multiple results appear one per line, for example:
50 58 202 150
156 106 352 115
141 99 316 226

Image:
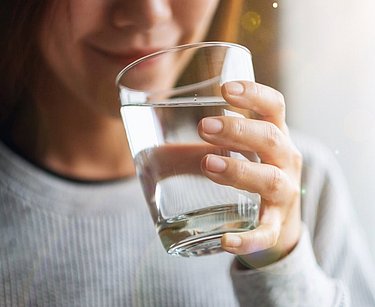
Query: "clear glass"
116 42 260 257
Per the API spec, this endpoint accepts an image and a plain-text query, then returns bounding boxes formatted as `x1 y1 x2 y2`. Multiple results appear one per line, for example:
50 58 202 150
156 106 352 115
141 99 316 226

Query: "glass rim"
115 41 252 89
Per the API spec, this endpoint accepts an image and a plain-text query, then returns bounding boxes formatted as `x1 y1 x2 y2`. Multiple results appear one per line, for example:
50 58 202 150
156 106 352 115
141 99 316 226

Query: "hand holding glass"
116 42 260 257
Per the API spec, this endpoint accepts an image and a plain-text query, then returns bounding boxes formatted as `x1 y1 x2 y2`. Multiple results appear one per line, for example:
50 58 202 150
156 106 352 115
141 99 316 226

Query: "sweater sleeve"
230 134 375 306
231 224 347 306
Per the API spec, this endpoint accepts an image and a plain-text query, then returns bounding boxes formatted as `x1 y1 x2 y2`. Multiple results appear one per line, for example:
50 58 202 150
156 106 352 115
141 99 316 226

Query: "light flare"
241 11 261 33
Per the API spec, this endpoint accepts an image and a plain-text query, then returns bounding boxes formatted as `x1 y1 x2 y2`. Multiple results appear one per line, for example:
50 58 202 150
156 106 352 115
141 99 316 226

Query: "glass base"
167 233 224 257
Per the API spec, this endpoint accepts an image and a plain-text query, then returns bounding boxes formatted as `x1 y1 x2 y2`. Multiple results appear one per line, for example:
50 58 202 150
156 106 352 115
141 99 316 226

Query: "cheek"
39 37 120 117
38 4 87 91
39 31 90 97
38 5 120 115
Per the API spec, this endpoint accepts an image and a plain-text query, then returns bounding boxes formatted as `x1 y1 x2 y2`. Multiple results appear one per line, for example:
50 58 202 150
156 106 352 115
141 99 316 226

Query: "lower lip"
93 47 161 69
114 54 148 67
116 54 159 69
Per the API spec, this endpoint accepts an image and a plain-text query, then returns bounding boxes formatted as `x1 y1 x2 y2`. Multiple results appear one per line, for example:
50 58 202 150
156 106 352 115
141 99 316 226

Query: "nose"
111 0 172 30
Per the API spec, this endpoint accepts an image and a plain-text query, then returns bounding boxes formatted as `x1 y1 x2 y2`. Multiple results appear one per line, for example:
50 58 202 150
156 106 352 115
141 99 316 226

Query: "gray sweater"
0 134 374 307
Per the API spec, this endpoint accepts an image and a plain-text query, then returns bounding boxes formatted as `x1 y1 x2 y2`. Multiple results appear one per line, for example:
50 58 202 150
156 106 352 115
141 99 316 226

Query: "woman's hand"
198 81 303 267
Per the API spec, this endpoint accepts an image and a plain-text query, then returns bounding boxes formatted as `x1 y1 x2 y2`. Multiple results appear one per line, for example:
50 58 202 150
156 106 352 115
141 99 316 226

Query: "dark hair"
0 0 49 126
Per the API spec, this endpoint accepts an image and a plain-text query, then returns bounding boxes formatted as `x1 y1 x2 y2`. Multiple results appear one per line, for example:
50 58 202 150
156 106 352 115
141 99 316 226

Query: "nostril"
110 1 172 30
111 8 132 29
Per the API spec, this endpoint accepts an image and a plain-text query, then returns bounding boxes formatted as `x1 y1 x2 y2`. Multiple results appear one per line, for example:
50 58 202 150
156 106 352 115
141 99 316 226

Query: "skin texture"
199 81 302 266
15 0 302 264
21 0 220 180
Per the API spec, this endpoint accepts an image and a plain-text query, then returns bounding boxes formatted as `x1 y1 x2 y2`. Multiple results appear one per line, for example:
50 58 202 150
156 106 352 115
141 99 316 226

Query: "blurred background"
240 0 375 259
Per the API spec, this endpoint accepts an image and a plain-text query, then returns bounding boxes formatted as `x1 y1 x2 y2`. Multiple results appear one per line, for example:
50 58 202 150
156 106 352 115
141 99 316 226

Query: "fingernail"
225 81 244 96
206 155 227 173
202 118 223 134
224 234 242 247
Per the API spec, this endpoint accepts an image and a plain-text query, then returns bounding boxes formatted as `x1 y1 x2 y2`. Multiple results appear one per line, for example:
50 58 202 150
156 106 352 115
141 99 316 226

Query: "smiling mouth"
91 46 164 67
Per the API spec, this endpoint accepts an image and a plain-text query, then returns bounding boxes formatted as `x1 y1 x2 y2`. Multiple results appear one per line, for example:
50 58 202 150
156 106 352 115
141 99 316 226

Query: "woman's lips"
108 51 158 67
92 46 163 68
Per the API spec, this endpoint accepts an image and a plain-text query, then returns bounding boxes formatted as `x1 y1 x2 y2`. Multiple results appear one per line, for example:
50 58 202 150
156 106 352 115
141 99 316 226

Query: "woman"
0 0 374 306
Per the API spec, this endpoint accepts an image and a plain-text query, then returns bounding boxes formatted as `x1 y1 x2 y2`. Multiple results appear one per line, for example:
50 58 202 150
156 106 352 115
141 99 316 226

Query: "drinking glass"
116 42 260 257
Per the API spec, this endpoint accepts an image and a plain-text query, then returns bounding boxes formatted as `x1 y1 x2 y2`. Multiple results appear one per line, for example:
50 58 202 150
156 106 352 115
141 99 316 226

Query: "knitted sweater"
0 134 374 307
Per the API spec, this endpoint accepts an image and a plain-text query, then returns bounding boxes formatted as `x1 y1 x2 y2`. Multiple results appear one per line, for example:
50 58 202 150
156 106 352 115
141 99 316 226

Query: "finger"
222 81 288 134
221 205 282 255
198 116 297 166
201 154 296 205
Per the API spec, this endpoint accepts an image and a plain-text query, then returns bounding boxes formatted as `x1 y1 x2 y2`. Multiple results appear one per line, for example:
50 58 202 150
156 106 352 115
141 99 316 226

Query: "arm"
197 80 375 306
231 224 347 306
231 135 375 306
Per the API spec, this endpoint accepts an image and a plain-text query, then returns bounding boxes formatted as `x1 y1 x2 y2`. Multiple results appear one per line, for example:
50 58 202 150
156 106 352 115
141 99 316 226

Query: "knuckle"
264 123 282 148
275 91 286 114
247 81 259 97
285 145 303 175
247 82 263 104
290 183 301 203
232 119 247 140
233 159 248 187
292 148 303 170
266 167 284 198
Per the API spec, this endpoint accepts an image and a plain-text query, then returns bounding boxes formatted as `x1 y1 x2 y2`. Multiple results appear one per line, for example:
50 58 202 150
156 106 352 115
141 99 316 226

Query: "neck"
11 88 135 182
